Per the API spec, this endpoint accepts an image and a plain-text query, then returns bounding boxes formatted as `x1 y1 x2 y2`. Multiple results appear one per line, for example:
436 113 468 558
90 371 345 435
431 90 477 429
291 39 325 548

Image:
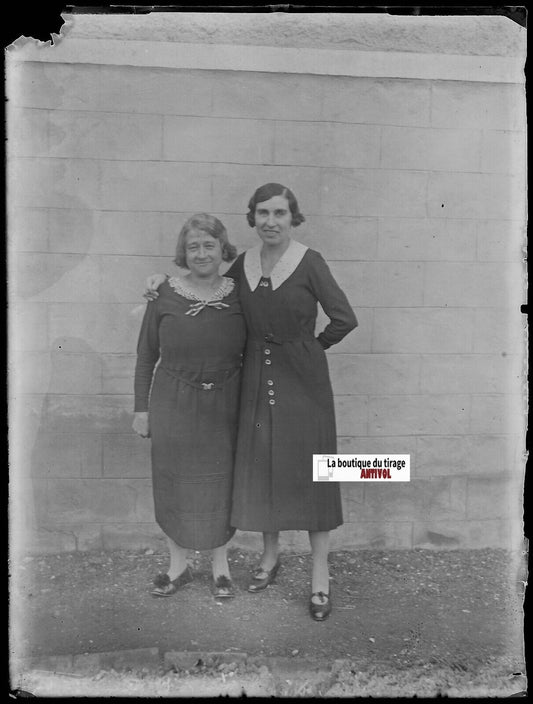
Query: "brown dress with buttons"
226 245 357 532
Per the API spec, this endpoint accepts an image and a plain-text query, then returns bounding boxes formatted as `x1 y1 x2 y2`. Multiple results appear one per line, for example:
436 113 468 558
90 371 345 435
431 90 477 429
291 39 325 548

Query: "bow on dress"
185 300 230 316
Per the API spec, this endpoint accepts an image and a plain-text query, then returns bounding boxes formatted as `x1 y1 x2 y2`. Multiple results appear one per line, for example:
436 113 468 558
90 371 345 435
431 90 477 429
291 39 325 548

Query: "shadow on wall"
13 202 96 301
26 337 124 545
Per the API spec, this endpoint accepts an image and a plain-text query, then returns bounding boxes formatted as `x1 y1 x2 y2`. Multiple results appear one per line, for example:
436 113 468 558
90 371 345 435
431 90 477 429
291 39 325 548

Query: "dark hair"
246 183 305 228
174 213 237 268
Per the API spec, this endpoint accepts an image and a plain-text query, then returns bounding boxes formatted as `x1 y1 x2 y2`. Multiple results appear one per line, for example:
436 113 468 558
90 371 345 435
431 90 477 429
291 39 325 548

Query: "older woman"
133 213 246 599
146 184 357 620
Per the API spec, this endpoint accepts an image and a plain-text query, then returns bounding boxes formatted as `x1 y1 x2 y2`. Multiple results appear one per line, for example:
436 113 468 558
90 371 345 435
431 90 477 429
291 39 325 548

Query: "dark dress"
226 242 358 532
134 276 246 550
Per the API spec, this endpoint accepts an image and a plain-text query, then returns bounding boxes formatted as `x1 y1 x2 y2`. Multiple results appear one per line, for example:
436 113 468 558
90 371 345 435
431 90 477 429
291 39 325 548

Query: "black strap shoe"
151 566 193 597
248 559 281 593
213 575 236 599
309 591 332 621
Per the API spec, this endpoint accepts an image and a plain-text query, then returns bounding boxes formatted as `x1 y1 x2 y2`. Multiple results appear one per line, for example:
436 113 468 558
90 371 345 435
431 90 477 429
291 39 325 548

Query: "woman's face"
254 195 292 248
184 230 223 277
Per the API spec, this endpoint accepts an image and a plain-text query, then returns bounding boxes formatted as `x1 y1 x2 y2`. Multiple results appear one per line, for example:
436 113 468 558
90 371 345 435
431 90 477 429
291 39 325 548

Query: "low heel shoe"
151 566 193 597
213 575 236 599
309 591 331 621
248 559 281 593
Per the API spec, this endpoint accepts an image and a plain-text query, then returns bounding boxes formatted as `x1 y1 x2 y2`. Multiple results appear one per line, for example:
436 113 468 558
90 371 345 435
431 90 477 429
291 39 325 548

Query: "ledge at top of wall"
6 13 526 85
59 13 525 59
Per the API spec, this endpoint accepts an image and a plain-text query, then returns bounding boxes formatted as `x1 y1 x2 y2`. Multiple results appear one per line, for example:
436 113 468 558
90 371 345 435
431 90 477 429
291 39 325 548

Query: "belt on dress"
249 333 316 345
160 365 240 390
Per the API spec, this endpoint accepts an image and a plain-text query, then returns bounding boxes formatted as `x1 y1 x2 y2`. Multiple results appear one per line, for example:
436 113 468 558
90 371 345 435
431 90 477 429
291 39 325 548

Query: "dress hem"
231 521 343 533
158 525 237 551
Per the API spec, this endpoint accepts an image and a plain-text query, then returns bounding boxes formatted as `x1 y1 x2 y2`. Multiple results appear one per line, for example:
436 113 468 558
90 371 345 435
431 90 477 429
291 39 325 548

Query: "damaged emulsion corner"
4 12 71 105
5 10 70 53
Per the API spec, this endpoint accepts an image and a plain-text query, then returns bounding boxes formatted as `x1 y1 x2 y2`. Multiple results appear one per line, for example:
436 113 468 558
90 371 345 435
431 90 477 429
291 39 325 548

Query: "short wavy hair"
174 213 237 268
246 183 305 228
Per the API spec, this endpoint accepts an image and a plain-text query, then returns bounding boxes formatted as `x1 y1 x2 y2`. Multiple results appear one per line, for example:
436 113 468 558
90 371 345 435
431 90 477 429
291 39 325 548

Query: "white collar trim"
244 240 309 291
168 275 235 302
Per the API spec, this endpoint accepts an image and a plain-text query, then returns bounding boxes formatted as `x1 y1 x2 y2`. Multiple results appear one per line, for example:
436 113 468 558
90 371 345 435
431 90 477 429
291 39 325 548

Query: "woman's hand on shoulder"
132 412 150 438
143 273 167 301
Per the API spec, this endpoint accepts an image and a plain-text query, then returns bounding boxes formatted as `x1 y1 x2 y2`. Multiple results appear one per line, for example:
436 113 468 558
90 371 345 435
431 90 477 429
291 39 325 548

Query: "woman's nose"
266 213 275 226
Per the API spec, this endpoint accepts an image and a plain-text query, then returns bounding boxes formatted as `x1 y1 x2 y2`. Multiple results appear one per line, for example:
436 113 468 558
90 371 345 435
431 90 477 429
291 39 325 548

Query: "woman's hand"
143 273 167 301
132 412 150 438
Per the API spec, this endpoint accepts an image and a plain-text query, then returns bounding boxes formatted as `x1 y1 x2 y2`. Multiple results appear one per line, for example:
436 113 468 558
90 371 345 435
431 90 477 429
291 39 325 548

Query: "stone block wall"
7 27 526 554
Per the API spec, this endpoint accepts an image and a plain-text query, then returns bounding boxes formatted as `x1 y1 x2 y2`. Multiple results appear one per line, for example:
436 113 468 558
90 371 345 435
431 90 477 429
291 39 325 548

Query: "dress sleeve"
134 300 161 412
308 251 358 349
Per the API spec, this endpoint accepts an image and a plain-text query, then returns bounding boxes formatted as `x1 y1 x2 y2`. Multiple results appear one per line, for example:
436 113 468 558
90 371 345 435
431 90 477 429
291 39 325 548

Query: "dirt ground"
10 546 528 697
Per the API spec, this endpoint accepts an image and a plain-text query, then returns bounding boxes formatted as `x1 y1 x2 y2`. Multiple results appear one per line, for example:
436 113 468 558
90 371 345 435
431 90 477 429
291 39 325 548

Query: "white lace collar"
243 240 309 291
168 275 235 302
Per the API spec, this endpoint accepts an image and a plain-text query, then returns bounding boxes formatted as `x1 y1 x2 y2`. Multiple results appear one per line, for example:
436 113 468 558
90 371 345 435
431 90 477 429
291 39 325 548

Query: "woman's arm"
143 273 167 301
133 299 161 436
308 252 358 349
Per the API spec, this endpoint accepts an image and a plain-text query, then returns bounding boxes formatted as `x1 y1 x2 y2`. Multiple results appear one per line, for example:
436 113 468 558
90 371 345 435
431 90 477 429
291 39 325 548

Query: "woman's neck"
260 238 291 276
186 272 223 291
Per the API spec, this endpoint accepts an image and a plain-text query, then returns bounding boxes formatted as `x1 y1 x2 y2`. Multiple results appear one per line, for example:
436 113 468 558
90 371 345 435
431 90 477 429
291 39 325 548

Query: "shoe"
212 575 236 599
248 559 281 593
151 566 193 597
309 591 332 621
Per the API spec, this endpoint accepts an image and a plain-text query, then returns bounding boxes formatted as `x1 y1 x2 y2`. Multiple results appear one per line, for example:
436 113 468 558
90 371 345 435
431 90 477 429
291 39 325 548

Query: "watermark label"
313 454 410 482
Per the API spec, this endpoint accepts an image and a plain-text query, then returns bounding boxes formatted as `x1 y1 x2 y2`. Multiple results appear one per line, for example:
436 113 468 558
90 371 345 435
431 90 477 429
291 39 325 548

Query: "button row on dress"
265 343 274 399
268 372 275 404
